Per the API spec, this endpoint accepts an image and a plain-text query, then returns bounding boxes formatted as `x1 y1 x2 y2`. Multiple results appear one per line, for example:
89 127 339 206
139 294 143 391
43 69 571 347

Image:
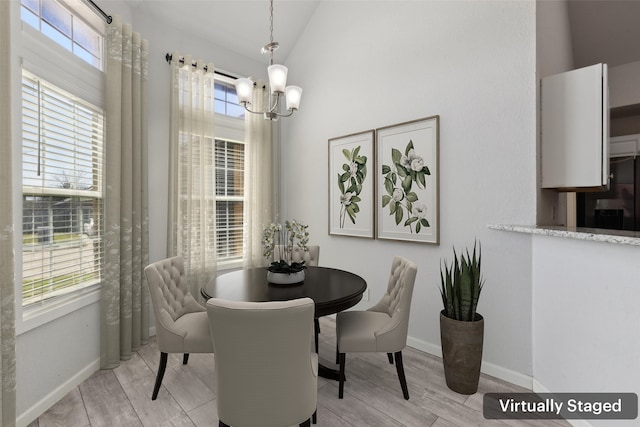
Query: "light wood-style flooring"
29 318 569 427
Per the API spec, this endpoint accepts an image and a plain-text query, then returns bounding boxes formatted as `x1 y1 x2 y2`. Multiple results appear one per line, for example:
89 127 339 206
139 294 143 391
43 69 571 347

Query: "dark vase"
439 310 484 394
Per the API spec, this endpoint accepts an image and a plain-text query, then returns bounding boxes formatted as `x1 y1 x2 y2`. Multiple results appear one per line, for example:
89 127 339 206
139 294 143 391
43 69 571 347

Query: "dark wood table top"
200 266 367 317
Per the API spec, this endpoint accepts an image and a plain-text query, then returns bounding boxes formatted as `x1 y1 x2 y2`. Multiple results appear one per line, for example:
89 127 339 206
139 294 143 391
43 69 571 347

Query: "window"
215 139 245 262
21 0 104 70
215 81 245 119
214 78 246 265
21 71 104 307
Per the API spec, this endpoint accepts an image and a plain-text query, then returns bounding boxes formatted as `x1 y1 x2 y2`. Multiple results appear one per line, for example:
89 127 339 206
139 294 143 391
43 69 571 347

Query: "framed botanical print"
376 116 440 244
328 130 375 238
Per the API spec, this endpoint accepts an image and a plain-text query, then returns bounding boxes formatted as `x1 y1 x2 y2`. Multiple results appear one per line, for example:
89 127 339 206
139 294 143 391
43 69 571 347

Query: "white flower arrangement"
262 219 309 273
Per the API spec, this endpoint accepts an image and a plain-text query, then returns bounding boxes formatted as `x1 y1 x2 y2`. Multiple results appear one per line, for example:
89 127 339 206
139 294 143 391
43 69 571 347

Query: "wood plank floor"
29 318 570 427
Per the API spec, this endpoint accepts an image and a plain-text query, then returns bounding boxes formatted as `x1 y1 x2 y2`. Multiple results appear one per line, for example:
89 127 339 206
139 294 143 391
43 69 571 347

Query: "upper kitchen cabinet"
541 63 609 190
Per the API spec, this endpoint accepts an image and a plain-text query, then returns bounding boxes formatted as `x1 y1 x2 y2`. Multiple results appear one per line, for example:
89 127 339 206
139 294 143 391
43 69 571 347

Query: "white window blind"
22 70 104 306
215 139 244 261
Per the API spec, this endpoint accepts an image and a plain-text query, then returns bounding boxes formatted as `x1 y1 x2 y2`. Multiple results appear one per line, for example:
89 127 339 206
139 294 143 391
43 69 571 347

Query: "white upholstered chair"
336 256 417 400
206 297 318 427
144 256 213 400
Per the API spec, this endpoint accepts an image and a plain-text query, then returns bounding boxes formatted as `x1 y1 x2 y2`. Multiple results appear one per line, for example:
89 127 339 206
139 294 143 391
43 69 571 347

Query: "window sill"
217 259 244 272
17 285 101 335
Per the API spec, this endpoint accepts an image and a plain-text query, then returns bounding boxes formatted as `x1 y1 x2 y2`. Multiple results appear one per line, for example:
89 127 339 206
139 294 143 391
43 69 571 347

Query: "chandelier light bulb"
285 86 303 110
235 78 254 104
268 64 288 93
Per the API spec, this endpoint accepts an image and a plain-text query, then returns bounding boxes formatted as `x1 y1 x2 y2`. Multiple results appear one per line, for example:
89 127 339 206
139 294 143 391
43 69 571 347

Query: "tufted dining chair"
336 256 417 400
144 256 213 400
206 297 318 427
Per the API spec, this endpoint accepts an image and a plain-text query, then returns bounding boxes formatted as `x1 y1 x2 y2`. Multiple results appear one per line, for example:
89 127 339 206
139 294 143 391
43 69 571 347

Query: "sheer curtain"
102 16 150 369
0 1 17 424
167 54 217 297
244 83 279 268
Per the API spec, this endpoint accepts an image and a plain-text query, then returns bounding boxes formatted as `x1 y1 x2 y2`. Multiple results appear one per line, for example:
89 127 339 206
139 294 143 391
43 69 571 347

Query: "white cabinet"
610 133 640 158
541 63 609 190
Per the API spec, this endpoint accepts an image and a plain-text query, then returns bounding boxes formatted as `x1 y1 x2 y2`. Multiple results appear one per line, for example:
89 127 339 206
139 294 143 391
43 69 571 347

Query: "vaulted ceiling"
131 0 321 61
130 0 640 69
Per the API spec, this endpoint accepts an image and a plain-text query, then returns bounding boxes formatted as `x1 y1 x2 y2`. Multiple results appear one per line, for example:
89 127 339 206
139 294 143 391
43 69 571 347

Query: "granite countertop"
488 224 640 247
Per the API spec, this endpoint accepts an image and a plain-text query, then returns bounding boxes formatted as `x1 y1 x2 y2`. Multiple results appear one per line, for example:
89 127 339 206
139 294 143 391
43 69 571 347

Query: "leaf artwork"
381 140 431 233
337 146 368 228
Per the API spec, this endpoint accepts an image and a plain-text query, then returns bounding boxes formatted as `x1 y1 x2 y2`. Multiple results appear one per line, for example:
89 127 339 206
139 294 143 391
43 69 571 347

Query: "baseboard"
407 336 533 390
16 358 100 427
532 380 593 427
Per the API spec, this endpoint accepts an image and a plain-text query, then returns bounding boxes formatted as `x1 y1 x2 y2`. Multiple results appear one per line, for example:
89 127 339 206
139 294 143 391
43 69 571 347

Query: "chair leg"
387 352 394 364
338 352 346 399
314 318 319 353
183 353 189 364
152 352 168 400
394 351 409 400
300 419 311 427
312 409 317 424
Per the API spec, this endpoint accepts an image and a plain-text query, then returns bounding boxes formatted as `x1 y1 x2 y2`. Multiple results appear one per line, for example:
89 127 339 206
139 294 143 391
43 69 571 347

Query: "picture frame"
328 130 375 238
375 116 440 244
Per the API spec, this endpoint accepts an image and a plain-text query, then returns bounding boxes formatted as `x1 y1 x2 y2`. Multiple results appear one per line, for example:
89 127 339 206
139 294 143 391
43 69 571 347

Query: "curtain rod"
82 0 112 24
165 53 237 80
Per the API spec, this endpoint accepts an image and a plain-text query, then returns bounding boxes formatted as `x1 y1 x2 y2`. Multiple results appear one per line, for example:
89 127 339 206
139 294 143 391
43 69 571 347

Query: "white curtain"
102 16 150 369
168 54 217 297
0 1 17 424
244 83 279 268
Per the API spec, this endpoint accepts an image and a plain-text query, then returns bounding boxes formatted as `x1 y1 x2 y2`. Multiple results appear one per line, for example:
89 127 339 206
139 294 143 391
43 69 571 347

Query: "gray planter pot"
439 310 484 394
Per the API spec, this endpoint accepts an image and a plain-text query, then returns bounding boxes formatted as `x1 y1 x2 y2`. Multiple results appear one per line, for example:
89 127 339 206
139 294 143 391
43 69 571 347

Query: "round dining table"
200 266 367 380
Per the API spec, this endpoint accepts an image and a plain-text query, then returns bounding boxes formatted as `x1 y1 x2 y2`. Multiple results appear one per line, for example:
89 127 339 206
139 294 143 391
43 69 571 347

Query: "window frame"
215 137 245 267
16 0 106 334
20 0 105 70
21 70 105 309
213 109 246 271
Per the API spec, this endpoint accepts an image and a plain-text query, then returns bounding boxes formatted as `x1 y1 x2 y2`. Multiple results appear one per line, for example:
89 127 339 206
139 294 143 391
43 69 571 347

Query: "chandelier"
235 0 302 120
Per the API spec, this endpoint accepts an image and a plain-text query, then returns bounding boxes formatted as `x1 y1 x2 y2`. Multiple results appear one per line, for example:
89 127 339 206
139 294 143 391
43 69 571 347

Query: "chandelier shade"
285 86 302 110
235 78 254 105
235 0 302 120
267 64 288 93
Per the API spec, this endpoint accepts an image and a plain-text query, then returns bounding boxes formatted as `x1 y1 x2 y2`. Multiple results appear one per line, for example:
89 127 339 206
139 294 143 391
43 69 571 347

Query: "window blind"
215 139 244 261
22 70 104 306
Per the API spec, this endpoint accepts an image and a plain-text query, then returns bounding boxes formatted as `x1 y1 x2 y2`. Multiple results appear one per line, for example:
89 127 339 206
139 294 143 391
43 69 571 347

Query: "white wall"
609 60 640 108
281 0 537 383
532 235 640 427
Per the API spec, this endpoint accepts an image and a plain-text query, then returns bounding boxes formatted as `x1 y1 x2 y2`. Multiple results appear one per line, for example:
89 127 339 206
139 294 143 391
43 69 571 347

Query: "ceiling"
130 0 640 68
568 0 640 69
131 0 321 61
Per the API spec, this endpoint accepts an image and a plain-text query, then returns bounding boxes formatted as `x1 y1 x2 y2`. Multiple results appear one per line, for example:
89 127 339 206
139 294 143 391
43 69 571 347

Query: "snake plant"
439 241 484 321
